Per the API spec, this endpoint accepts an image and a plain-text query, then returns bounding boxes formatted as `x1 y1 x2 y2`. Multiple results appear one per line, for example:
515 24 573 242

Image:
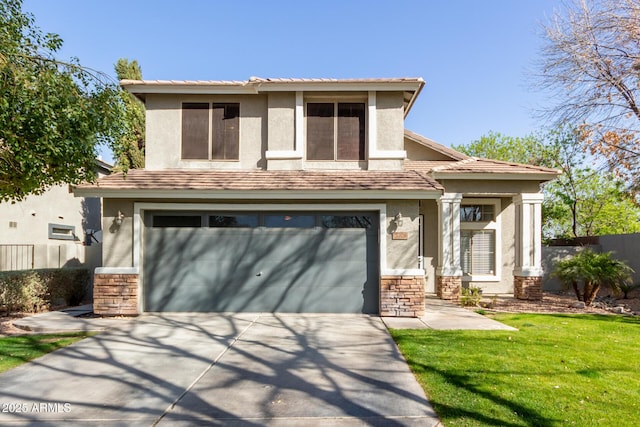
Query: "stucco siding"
102 199 135 268
144 94 267 170
420 200 438 293
437 179 542 195
0 184 102 270
385 200 420 270
375 92 404 152
267 92 296 152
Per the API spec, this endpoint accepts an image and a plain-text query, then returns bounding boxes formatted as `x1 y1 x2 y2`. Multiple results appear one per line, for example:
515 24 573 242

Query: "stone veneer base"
437 276 462 301
514 276 543 300
93 273 139 316
380 276 425 317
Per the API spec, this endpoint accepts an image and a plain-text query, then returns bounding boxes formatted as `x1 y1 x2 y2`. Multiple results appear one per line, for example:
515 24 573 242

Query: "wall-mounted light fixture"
115 210 125 226
394 212 403 227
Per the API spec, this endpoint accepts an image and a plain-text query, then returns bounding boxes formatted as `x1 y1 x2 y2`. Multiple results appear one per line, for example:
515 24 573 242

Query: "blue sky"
24 0 562 160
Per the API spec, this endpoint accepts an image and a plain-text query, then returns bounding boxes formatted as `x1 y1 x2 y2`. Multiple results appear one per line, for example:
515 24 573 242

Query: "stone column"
513 193 544 300
436 193 463 300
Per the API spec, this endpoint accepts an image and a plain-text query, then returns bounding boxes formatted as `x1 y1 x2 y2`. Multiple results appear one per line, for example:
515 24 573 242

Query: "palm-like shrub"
552 250 634 306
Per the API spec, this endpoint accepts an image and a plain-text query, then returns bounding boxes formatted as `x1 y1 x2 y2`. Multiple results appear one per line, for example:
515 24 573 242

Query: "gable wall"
144 94 268 170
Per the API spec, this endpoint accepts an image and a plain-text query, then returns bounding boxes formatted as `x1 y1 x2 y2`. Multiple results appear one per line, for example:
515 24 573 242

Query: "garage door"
143 211 379 313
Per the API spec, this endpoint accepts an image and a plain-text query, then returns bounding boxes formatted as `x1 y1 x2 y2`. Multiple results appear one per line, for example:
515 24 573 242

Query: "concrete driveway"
0 314 440 426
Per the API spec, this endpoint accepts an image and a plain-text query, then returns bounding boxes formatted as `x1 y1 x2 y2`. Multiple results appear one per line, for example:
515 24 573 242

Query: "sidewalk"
12 305 132 333
382 296 517 330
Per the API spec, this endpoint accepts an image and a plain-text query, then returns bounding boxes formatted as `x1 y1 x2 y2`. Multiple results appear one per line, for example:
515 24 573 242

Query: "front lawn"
0 332 94 373
390 314 640 427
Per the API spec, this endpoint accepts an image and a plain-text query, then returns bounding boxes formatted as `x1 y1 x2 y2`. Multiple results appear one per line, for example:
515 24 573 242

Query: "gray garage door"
143 211 379 313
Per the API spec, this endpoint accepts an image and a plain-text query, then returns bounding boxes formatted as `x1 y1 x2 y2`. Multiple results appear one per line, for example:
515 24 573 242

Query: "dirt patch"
0 313 34 337
472 288 640 316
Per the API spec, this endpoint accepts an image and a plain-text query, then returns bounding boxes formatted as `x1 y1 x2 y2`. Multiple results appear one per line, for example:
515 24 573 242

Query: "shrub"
460 286 482 307
0 268 90 315
0 271 49 315
552 250 634 306
615 282 640 299
43 269 89 307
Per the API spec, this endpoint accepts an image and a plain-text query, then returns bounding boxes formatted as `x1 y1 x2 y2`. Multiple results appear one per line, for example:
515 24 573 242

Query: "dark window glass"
212 103 240 160
337 103 365 160
181 103 209 159
307 103 335 160
264 214 315 228
153 215 202 228
321 215 372 229
209 215 258 228
460 205 494 222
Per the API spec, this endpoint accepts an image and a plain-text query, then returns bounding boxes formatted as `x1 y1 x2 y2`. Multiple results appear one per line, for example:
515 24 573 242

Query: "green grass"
0 332 95 373
390 314 640 427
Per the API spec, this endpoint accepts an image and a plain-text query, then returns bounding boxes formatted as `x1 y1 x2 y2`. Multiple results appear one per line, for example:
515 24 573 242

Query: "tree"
537 0 640 190
452 131 552 167
112 58 145 170
0 0 122 201
552 250 634 305
455 126 640 240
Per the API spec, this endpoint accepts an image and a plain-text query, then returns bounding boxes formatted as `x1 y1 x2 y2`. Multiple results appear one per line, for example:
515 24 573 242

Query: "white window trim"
460 198 501 282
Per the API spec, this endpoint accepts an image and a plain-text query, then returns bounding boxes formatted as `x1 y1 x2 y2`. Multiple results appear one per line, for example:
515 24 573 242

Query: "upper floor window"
181 102 239 160
306 102 365 161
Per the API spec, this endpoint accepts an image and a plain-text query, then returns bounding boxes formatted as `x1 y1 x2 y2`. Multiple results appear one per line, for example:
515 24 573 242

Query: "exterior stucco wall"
405 139 453 161
144 94 267 171
375 92 405 152
267 92 295 152
102 199 135 268
436 179 542 195
385 200 420 271
0 184 102 270
420 200 438 293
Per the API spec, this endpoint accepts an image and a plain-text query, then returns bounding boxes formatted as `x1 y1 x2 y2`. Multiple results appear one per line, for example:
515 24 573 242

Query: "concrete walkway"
13 304 132 334
382 296 517 331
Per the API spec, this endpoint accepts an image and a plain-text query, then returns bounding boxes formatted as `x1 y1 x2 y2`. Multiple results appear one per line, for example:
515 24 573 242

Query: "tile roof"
120 77 425 87
405 158 560 178
74 169 444 193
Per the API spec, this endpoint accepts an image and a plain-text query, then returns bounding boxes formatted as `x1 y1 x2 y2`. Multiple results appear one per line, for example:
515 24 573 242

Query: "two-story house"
73 77 558 317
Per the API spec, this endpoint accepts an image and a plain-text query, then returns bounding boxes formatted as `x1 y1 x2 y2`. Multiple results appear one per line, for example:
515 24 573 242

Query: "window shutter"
212 103 239 160
181 103 209 159
337 103 365 160
307 103 335 160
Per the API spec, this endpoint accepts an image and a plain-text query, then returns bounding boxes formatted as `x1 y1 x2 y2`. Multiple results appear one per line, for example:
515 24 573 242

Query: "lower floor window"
461 230 495 275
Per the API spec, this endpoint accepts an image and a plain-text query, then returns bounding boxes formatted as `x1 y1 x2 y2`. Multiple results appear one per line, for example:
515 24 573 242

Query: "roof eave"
430 172 561 181
72 188 443 200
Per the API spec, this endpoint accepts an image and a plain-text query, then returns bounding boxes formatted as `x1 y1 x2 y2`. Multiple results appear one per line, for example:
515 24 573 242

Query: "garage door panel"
144 211 379 313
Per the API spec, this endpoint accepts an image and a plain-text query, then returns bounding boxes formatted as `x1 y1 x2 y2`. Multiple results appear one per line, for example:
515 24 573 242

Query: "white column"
437 193 463 277
513 193 544 277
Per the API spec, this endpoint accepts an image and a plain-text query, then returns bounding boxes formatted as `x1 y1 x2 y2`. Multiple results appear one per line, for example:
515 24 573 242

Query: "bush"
460 286 482 307
0 268 90 315
552 250 634 306
0 271 49 315
42 269 89 307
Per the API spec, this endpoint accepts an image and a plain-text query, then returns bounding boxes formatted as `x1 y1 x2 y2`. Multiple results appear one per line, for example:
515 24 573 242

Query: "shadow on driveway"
0 314 440 426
